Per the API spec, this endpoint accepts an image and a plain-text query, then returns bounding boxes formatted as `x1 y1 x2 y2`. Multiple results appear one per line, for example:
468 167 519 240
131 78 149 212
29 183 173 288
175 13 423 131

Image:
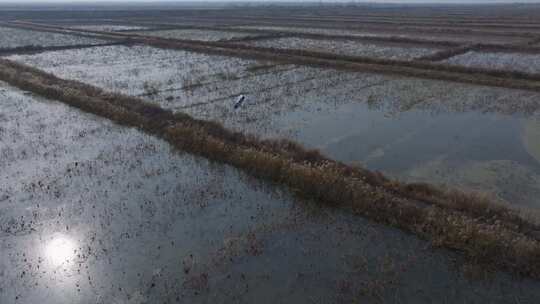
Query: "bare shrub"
142 81 160 96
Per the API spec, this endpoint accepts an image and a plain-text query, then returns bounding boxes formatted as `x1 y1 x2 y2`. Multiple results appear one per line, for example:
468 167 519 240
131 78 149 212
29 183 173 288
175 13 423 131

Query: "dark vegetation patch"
1 58 540 279
526 37 540 46
227 33 294 43
245 63 281 73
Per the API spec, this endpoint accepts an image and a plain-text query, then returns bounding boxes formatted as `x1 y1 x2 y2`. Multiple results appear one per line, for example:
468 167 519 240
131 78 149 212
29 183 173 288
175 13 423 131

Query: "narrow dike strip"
416 45 475 62
1 58 540 278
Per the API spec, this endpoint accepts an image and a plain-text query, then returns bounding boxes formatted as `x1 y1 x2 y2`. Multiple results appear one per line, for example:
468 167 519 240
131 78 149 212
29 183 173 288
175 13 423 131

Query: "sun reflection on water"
45 234 77 267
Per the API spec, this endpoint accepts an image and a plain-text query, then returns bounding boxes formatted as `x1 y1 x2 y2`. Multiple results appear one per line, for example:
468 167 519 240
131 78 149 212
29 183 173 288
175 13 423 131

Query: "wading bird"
234 94 246 109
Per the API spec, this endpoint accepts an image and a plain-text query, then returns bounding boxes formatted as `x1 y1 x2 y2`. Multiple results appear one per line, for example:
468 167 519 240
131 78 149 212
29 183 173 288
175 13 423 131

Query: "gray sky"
2 0 540 2
1 0 540 5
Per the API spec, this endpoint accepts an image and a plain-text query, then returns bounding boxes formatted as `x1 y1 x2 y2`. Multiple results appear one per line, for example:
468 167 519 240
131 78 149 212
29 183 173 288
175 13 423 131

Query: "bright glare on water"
45 234 76 267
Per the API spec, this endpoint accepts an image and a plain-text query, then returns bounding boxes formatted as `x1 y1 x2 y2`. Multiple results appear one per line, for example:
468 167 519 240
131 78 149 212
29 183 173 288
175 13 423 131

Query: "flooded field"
7 45 264 109
0 26 106 49
2 81 540 303
444 51 540 74
242 37 442 60
3 3 540 303
8 44 540 209
269 99 540 209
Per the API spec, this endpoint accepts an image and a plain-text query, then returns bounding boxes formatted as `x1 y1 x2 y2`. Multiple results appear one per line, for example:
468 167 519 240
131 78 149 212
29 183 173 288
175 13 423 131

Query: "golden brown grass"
1 57 540 278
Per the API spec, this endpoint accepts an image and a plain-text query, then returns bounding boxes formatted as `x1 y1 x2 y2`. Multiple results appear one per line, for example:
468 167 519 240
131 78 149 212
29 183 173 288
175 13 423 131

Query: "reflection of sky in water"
274 102 540 207
42 233 84 275
278 102 538 170
44 234 77 268
0 83 297 303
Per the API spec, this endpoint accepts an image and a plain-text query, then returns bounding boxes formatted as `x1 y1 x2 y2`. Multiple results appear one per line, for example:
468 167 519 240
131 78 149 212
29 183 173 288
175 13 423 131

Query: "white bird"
234 94 246 109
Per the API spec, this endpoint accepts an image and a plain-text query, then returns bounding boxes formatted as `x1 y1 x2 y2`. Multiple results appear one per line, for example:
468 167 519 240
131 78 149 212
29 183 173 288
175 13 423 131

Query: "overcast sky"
2 0 540 2
1 0 540 5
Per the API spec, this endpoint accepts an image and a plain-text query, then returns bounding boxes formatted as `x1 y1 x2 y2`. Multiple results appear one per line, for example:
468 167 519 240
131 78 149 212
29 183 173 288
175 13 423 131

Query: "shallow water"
445 51 540 75
273 101 540 208
244 37 442 61
2 82 540 303
0 26 106 49
9 44 540 209
0 82 295 303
